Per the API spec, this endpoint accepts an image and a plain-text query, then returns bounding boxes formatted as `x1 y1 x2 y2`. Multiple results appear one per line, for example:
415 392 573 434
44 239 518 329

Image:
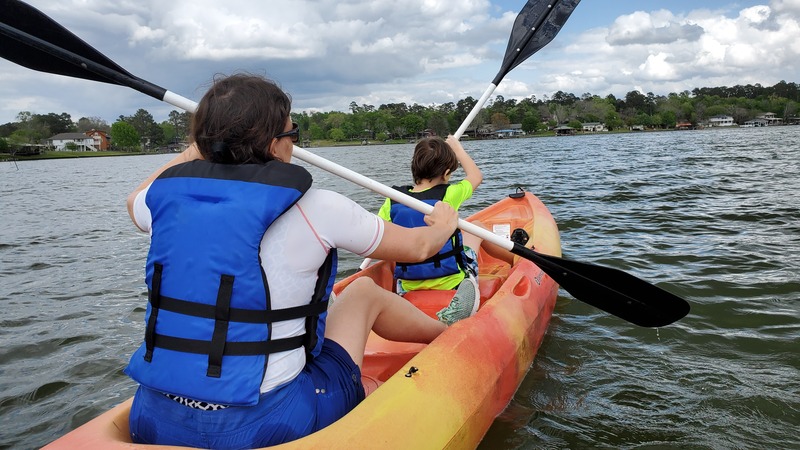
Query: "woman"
124 73 467 448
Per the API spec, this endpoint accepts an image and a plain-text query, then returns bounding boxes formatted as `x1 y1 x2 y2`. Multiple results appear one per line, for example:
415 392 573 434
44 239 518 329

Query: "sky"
1 0 799 125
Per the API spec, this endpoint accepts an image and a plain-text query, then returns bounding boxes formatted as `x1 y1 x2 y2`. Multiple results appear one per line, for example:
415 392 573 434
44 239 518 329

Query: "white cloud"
1 0 798 125
638 53 680 81
546 1 799 99
606 10 704 45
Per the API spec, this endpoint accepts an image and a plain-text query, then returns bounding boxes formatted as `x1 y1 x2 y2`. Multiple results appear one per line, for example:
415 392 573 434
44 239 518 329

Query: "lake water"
1 126 799 449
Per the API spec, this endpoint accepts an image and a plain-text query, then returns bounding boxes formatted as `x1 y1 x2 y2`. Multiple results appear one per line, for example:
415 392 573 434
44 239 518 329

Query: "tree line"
1 80 797 152
0 109 192 152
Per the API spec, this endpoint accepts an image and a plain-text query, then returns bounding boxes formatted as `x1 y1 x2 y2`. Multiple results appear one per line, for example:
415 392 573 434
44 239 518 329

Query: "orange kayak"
44 191 561 450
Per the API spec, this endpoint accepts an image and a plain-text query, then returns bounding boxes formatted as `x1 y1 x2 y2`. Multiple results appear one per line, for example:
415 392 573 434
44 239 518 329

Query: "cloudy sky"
1 0 798 125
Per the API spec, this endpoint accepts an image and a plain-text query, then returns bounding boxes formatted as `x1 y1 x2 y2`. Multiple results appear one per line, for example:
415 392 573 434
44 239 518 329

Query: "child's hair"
411 137 459 184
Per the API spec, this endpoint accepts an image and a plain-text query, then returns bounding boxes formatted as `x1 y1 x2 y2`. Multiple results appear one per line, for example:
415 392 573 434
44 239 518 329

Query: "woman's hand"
371 201 459 263
424 201 458 233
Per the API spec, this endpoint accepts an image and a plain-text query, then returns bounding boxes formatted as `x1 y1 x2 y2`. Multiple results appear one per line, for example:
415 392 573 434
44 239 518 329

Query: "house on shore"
581 122 607 132
708 115 735 127
760 112 783 125
47 132 97 151
47 130 112 151
494 124 525 138
742 118 768 127
554 125 576 136
86 129 111 150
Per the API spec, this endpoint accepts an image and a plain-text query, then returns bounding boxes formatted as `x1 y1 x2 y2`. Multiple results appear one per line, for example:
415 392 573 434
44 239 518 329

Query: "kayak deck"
44 191 561 450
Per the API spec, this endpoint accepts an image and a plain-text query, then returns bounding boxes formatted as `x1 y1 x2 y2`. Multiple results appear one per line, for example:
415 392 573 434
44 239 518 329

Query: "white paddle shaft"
453 83 498 139
158 90 515 253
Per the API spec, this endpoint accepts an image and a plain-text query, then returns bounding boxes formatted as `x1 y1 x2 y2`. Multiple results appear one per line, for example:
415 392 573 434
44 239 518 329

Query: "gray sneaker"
437 274 480 325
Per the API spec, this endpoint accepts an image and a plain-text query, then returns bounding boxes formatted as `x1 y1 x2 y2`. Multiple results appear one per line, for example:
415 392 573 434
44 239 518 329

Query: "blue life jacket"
125 160 336 406
389 184 467 281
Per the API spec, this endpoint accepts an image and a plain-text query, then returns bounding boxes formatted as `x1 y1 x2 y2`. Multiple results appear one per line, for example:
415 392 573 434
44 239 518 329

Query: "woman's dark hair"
410 137 459 184
191 73 291 164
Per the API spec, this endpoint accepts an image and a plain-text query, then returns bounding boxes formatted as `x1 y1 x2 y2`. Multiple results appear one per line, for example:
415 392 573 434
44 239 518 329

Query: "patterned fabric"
164 393 229 411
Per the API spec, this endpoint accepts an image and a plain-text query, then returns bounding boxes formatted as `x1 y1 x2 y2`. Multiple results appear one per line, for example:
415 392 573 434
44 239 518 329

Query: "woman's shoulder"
298 188 364 212
301 188 349 203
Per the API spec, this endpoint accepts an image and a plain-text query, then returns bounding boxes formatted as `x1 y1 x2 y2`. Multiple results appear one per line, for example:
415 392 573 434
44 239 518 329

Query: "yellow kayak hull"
44 191 561 450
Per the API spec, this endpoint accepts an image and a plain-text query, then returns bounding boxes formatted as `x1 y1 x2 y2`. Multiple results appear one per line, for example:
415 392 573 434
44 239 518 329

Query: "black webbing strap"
143 264 163 362
147 293 328 323
207 274 234 378
304 251 335 358
397 238 464 272
153 334 306 356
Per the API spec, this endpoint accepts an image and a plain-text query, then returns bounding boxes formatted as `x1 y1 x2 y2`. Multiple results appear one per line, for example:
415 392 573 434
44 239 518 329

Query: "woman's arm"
126 144 203 226
446 135 482 190
368 201 458 262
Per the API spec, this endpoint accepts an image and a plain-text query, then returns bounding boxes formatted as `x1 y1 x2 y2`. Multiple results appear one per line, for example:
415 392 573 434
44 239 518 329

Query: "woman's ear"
267 138 282 161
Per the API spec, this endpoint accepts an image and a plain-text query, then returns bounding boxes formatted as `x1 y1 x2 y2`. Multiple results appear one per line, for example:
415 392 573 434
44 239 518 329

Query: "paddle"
0 0 690 328
359 0 579 270
454 0 580 139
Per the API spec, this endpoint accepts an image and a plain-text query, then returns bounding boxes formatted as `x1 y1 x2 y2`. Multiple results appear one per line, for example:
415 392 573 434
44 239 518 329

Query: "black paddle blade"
0 0 133 84
494 0 581 85
0 0 167 101
513 244 690 327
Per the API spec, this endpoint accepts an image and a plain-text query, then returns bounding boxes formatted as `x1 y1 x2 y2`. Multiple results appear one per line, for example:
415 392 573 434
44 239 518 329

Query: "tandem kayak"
44 190 562 450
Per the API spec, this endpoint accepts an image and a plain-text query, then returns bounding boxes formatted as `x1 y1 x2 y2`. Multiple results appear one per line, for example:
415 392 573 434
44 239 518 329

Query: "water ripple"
3 127 800 449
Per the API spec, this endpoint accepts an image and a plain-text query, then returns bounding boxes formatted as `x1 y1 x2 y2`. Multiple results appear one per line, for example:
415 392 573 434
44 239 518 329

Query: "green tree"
661 110 677 128
455 97 477 126
120 109 164 148
160 122 177 145
167 110 191 141
401 114 425 138
604 111 624 131
427 112 450 137
307 123 324 140
14 111 51 143
110 121 140 151
328 128 346 142
76 116 109 132
491 112 511 130
36 112 75 135
521 114 541 134
0 122 18 138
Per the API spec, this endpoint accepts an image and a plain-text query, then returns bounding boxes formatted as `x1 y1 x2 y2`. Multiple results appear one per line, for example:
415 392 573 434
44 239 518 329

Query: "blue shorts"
129 339 364 449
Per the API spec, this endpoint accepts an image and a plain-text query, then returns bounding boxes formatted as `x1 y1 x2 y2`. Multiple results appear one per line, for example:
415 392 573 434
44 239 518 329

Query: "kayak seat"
477 274 503 304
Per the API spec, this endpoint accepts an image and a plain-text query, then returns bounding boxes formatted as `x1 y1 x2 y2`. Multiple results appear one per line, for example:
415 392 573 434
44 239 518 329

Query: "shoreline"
3 125 795 162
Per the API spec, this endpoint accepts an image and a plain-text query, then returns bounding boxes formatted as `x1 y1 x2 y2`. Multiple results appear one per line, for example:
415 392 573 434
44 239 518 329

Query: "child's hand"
445 135 460 148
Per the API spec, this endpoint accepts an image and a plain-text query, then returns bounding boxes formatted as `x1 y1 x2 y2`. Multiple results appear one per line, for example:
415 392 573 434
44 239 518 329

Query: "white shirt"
133 186 385 392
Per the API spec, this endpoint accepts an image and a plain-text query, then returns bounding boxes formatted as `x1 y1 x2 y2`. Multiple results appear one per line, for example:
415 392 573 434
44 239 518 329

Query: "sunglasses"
275 122 300 143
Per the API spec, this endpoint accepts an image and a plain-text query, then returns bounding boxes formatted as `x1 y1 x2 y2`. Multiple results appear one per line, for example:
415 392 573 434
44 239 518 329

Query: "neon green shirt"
378 180 473 291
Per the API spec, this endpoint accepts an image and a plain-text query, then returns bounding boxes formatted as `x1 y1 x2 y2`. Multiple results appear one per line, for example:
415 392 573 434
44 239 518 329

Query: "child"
378 135 485 325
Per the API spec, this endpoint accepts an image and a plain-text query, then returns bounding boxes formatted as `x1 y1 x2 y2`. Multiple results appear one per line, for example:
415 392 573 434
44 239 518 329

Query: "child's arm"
446 135 482 190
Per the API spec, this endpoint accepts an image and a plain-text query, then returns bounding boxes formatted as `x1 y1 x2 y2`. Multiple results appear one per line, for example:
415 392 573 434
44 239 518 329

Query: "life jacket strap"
147 292 328 323
305 251 335 359
143 263 164 362
397 231 466 272
207 274 234 378
151 334 306 356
